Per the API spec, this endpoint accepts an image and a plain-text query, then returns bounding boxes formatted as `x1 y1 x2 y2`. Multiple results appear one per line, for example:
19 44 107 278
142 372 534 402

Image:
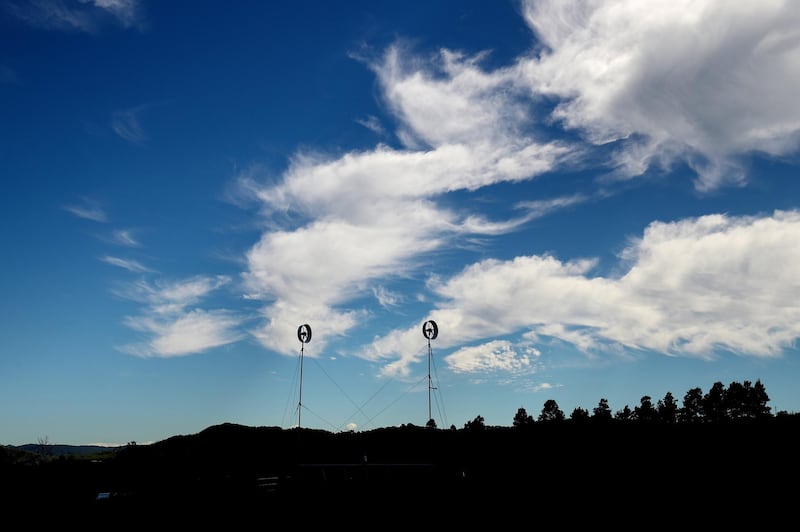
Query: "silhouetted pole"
297 324 312 429
422 320 438 426
428 339 432 422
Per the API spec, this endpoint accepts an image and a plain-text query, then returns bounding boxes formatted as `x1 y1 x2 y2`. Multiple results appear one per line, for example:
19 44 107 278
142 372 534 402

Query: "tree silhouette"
679 387 704 423
464 415 486 431
538 399 564 422
36 436 50 460
657 391 678 423
513 407 534 428
726 379 771 419
615 405 632 421
592 398 613 422
703 382 727 423
633 395 657 422
747 379 771 419
570 407 590 421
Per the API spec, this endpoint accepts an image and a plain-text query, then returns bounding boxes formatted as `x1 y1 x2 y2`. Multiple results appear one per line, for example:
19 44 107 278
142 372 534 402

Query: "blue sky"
2 0 800 446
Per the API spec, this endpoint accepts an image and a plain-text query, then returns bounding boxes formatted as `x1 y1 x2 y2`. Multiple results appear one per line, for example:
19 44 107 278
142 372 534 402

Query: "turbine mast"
422 320 439 426
296 324 312 428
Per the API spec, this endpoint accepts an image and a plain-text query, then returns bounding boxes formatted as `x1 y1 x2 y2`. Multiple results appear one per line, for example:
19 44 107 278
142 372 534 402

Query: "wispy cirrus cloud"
116 275 244 357
110 229 140 247
515 193 588 219
5 0 145 33
100 255 152 273
63 198 108 222
367 210 800 376
373 286 402 308
355 115 386 136
111 105 148 143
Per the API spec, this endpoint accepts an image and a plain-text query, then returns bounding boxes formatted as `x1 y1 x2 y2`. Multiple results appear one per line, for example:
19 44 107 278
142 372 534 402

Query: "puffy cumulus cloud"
516 0 800 190
375 47 523 149
241 44 570 358
239 3 800 363
368 210 800 375
116 275 244 357
445 340 539 374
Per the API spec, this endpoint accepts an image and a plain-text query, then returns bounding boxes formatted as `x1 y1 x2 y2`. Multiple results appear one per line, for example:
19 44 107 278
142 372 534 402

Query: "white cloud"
123 309 242 358
515 193 588 219
516 0 800 190
5 0 144 33
368 210 800 375
445 340 538 374
355 115 386 136
89 0 141 28
110 229 140 247
530 382 556 393
239 3 800 372
241 44 569 358
112 105 147 143
63 198 108 222
100 255 151 273
373 285 402 308
116 275 243 357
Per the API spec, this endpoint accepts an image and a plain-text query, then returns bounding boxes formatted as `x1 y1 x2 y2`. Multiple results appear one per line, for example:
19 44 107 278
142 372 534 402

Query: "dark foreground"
3 420 798 526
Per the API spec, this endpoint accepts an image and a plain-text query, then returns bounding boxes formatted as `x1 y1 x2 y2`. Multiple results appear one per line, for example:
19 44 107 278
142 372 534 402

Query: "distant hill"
14 444 118 457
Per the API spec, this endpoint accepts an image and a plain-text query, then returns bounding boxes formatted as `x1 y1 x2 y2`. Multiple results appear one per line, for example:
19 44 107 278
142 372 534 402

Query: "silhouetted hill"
4 419 799 526
15 443 118 457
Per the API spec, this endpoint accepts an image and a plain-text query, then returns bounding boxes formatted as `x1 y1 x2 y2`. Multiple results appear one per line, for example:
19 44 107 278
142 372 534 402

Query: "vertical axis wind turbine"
296 324 312 429
422 320 439 426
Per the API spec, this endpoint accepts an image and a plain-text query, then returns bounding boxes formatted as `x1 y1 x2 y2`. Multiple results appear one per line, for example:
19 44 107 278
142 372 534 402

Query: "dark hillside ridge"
14 444 117 457
3 418 799 525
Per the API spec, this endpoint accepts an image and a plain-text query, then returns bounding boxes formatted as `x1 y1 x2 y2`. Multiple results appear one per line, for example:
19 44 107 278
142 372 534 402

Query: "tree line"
453 378 792 430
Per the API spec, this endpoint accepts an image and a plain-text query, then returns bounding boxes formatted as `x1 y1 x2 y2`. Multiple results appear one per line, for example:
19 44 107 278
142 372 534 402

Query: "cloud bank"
517 0 800 190
368 210 800 376
235 0 800 379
